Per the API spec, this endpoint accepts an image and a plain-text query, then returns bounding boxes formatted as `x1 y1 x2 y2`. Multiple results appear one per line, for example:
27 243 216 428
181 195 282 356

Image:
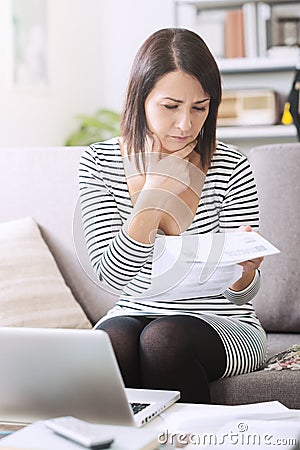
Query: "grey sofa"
0 143 299 409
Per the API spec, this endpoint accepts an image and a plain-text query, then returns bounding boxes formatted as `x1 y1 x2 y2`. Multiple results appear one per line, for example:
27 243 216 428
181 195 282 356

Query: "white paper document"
160 401 299 433
137 232 280 301
159 401 300 450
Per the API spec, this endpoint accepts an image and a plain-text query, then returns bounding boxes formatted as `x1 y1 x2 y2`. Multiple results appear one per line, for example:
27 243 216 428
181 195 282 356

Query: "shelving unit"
218 57 297 74
216 125 297 155
174 0 300 60
175 0 300 10
217 124 296 140
174 0 299 150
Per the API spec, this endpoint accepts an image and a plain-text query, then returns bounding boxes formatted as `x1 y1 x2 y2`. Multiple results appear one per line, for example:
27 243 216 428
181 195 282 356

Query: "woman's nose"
176 112 192 132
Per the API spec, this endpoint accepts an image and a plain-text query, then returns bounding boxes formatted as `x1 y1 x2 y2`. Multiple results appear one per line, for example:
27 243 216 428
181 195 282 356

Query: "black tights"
96 314 226 403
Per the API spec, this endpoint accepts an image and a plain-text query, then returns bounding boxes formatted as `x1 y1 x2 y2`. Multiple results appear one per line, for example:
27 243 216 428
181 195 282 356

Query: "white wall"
0 0 174 147
99 0 174 111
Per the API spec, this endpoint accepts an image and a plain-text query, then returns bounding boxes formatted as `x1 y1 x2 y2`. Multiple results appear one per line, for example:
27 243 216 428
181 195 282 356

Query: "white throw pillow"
0 217 91 328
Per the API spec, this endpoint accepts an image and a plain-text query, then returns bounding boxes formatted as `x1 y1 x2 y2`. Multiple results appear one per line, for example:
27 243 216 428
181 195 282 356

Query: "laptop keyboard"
130 402 150 414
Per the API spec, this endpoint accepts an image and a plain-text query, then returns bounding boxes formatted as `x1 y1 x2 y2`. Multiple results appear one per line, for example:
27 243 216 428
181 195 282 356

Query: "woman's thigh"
96 315 152 387
139 314 227 381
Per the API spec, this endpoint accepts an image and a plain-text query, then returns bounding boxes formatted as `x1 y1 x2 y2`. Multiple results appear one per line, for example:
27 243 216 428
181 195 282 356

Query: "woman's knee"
139 315 226 377
139 315 195 359
96 316 150 346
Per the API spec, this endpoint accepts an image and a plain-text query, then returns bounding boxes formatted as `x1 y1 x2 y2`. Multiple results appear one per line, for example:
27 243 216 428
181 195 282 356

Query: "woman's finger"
238 224 252 232
238 256 264 272
173 140 198 160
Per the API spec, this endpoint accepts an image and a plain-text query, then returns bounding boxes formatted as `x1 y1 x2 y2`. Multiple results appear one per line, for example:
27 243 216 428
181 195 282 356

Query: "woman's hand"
125 134 204 241
237 225 264 273
229 225 263 292
142 134 197 198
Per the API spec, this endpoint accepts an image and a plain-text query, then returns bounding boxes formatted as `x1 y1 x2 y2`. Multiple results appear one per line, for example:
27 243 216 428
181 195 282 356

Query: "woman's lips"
170 135 191 142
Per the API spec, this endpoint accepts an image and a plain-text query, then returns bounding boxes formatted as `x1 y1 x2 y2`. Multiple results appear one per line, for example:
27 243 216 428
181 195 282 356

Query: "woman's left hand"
237 225 264 273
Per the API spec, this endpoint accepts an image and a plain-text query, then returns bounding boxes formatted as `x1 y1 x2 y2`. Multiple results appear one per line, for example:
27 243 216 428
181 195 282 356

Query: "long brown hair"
120 28 222 169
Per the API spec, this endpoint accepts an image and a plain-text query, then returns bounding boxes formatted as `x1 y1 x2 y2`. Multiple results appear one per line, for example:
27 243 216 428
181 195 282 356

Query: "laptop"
0 327 180 427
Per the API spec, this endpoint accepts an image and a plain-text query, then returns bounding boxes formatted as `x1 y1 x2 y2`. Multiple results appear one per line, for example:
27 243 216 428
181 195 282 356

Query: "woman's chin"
161 143 191 154
166 136 196 151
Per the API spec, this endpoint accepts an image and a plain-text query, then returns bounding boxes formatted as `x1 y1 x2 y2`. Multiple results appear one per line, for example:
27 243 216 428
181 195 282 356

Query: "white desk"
147 402 300 449
1 402 299 449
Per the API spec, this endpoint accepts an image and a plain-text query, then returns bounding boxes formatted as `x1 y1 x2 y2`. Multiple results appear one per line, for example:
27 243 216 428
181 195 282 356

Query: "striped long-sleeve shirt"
79 138 267 377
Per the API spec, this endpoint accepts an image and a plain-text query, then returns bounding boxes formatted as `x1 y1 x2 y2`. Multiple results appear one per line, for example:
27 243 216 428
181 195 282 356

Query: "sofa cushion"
0 146 118 325
0 217 91 329
209 369 300 409
248 144 300 332
209 334 300 409
267 333 300 357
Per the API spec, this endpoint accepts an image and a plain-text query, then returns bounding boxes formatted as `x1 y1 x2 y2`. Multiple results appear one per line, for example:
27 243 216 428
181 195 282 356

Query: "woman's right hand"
125 135 200 242
142 134 197 198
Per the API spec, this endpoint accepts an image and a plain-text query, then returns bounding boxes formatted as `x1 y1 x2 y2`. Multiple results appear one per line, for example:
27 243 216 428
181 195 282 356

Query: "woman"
79 28 267 403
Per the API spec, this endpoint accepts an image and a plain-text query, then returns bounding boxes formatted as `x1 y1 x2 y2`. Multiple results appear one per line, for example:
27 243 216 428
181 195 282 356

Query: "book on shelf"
197 9 225 58
243 2 258 58
256 2 270 57
224 8 245 59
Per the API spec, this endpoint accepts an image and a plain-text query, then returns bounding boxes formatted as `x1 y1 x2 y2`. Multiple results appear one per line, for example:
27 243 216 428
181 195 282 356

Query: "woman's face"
145 70 210 153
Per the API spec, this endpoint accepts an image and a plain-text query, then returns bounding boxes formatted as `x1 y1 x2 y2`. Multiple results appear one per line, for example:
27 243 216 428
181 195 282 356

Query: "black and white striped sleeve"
219 155 259 231
224 269 261 305
219 155 261 304
78 146 154 291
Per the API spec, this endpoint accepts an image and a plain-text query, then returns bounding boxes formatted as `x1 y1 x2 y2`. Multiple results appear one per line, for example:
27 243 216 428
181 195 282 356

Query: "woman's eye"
193 106 207 112
163 104 178 110
162 104 208 111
